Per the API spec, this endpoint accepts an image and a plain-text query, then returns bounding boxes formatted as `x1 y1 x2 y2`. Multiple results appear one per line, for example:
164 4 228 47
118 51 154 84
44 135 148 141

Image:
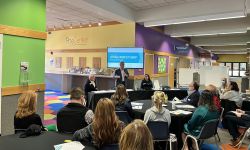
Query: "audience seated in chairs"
205 84 221 112
220 81 242 108
14 90 45 132
119 119 154 150
223 109 250 147
111 84 134 119
140 74 153 90
185 82 200 107
73 98 125 149
144 91 171 126
182 90 219 150
57 88 94 133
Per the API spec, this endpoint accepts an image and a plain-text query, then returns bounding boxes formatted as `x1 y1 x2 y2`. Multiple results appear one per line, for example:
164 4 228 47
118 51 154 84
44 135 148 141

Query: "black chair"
57 111 87 134
221 99 238 118
216 107 224 141
182 119 219 150
115 111 132 124
147 121 172 150
100 144 119 150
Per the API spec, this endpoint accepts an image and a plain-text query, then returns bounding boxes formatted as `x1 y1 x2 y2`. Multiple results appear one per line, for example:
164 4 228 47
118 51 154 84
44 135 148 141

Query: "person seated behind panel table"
223 109 250 147
14 90 45 131
205 84 221 112
220 81 242 107
84 74 98 106
57 87 94 133
119 119 154 150
111 84 134 119
144 91 171 126
73 98 125 149
140 74 153 90
182 90 219 150
185 81 200 107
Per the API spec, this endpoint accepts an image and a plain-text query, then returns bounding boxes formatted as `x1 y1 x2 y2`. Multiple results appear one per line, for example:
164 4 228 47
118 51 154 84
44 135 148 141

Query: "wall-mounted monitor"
107 47 144 69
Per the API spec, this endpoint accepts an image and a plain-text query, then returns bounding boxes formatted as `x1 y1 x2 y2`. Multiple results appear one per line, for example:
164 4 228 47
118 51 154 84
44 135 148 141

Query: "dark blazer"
186 90 200 107
84 79 97 102
140 80 153 90
114 68 129 86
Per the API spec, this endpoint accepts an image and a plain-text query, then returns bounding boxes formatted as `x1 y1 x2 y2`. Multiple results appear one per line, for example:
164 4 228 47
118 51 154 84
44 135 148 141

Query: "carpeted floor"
44 90 70 126
44 90 250 149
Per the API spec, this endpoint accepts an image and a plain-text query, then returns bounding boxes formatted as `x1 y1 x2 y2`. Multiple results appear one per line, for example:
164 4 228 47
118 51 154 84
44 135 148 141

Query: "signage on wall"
174 45 189 55
65 36 89 46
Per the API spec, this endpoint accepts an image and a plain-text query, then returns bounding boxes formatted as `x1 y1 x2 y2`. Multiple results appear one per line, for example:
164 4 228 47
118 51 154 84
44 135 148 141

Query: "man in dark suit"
84 74 98 106
185 81 200 107
114 61 129 87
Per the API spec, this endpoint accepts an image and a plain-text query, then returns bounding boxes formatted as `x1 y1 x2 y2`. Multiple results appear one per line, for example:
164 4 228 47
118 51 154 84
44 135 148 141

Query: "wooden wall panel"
79 57 87 68
168 57 176 88
93 57 101 69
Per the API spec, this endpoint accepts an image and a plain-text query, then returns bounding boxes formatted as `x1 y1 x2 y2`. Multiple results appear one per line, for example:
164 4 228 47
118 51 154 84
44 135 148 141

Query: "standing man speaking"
114 61 129 87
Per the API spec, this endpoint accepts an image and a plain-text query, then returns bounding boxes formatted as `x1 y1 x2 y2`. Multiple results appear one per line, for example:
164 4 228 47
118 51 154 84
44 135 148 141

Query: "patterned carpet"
44 90 70 126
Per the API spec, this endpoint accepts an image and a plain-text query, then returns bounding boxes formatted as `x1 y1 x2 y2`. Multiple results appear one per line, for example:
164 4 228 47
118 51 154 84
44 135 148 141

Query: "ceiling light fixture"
144 12 246 27
79 23 83 28
70 23 73 29
98 22 102 26
171 31 247 37
53 25 56 31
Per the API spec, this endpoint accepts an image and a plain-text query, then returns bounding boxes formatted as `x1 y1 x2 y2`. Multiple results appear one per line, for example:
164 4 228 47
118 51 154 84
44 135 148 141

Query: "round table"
132 100 195 149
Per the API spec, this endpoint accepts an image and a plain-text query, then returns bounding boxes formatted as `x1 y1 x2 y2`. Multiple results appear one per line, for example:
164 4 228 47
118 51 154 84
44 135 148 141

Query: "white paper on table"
92 90 115 94
132 105 143 110
170 109 192 115
54 141 84 150
169 101 183 104
131 102 144 106
162 103 168 106
175 105 195 109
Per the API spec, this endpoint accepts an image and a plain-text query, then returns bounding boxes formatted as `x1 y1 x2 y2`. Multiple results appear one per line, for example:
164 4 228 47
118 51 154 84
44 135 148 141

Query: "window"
55 57 62 68
79 57 87 68
220 62 247 77
66 57 73 69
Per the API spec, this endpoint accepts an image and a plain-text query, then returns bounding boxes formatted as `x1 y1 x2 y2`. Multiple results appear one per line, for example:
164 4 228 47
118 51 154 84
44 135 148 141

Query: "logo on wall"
65 36 89 45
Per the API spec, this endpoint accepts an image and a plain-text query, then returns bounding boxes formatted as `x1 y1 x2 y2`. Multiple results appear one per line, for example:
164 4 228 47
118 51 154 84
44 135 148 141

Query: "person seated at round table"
144 91 171 126
205 84 221 112
119 119 154 150
111 84 134 119
73 98 125 149
140 74 153 90
223 109 250 147
182 90 219 150
14 90 45 132
185 81 200 107
220 81 242 107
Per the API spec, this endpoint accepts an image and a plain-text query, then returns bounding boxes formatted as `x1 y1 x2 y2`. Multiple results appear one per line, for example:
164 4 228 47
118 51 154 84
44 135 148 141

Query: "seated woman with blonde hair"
144 91 171 126
73 98 124 148
119 119 153 150
14 90 45 131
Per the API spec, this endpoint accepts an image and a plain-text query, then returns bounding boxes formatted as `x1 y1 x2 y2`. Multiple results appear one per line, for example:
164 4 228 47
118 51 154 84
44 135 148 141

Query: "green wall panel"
0 0 46 31
2 35 45 87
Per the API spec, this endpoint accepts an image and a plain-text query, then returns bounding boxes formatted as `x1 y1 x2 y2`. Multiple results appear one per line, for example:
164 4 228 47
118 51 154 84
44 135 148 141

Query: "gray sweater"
220 90 242 107
144 106 171 126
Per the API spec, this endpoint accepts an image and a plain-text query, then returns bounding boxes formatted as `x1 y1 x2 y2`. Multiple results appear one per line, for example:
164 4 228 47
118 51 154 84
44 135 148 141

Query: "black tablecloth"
132 100 194 149
0 131 95 150
88 89 188 110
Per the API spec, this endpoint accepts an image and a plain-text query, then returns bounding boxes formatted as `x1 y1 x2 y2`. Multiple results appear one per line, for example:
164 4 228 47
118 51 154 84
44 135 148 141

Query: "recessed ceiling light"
98 22 102 26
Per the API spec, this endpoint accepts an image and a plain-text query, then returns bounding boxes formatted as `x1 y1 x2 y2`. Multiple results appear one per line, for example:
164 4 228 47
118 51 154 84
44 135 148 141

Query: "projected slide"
107 47 144 68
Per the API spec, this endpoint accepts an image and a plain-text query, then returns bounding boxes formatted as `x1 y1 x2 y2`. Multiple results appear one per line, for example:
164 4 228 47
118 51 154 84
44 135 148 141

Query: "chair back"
197 119 219 139
115 111 132 124
57 111 87 133
147 121 169 140
219 107 224 121
100 144 119 150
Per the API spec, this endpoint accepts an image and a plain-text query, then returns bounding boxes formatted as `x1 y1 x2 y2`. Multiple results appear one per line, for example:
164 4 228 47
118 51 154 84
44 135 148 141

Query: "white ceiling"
46 0 250 54
46 0 114 29
115 0 203 10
